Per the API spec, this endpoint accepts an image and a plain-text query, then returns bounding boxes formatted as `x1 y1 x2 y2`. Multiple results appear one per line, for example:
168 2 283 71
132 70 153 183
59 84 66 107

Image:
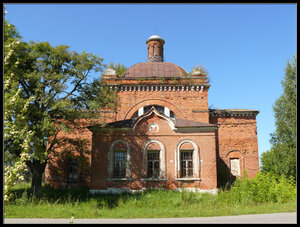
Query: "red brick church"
45 35 260 194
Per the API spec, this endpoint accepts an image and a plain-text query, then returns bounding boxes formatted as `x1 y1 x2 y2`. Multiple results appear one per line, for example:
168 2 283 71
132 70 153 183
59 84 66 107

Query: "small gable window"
132 105 175 119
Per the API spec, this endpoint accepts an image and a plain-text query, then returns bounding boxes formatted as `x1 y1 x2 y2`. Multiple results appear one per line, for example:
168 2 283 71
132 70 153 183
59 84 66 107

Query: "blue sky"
5 3 296 163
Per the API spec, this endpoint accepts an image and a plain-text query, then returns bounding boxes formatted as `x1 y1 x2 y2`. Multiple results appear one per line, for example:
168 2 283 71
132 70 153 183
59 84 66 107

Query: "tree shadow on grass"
10 185 91 204
94 189 162 209
10 184 161 209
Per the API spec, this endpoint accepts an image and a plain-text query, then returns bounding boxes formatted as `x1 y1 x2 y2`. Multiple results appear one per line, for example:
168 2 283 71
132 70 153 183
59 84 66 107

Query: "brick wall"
90 113 217 190
45 74 259 190
210 113 259 186
102 76 210 123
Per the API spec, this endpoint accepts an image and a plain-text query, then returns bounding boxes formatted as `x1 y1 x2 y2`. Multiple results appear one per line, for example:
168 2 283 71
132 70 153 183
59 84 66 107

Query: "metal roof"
121 62 188 78
146 35 165 44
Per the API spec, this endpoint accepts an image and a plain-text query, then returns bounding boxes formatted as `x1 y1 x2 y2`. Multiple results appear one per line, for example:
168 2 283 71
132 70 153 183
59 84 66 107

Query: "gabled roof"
132 106 176 130
88 107 217 132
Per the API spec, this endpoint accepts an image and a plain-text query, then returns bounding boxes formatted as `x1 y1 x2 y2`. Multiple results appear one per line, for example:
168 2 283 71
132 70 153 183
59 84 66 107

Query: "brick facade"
45 35 259 193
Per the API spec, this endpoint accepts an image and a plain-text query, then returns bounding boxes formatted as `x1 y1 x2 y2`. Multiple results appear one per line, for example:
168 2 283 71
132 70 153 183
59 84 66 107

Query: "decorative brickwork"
45 35 260 192
146 35 165 62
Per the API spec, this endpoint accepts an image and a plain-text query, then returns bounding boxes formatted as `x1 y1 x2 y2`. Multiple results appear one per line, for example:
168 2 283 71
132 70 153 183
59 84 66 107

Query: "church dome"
120 35 188 78
122 62 189 78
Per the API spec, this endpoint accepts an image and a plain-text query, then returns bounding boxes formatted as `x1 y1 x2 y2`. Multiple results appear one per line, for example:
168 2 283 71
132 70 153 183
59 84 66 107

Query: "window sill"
106 178 132 181
175 178 201 181
141 178 167 182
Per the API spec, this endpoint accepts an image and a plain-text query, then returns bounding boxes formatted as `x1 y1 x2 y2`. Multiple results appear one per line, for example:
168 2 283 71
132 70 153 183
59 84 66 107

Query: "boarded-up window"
230 158 241 176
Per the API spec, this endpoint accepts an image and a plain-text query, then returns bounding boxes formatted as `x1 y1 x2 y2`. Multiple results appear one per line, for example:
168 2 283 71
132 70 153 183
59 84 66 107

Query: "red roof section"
175 119 217 128
122 62 189 78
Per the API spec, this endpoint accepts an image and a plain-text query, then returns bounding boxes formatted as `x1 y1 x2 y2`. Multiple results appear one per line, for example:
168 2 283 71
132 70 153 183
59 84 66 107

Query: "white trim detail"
164 107 170 117
148 122 159 133
138 107 144 116
133 108 175 131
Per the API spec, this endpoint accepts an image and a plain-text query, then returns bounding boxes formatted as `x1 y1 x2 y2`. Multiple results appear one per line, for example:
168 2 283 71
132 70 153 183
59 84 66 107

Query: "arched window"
176 140 199 179
144 140 165 179
132 105 175 119
108 140 131 179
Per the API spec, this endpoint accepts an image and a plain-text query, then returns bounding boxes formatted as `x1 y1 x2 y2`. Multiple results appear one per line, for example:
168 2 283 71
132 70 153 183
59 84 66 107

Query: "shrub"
269 175 296 203
218 171 296 205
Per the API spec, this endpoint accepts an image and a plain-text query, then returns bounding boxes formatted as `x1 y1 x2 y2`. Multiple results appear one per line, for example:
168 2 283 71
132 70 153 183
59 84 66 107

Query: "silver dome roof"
146 35 165 44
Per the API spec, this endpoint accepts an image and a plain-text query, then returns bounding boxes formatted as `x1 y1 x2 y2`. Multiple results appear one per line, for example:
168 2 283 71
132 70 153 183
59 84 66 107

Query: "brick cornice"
106 84 210 92
102 76 207 82
209 109 259 117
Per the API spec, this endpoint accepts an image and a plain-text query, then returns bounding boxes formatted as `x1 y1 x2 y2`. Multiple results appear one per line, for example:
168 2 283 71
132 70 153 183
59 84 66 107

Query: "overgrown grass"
4 172 297 219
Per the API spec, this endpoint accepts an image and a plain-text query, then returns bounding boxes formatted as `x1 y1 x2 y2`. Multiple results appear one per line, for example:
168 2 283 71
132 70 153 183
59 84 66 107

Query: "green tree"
4 11 117 197
260 56 296 178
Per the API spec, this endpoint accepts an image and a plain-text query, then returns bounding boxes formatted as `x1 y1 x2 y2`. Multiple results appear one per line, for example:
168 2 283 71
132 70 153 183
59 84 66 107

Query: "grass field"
4 181 296 219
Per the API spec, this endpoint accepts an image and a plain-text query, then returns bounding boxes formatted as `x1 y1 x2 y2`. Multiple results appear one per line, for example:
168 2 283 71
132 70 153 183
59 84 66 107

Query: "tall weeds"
6 171 296 218
217 171 296 205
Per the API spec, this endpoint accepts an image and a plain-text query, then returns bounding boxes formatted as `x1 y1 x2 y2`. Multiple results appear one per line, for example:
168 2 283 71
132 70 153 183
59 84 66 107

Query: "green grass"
4 182 296 219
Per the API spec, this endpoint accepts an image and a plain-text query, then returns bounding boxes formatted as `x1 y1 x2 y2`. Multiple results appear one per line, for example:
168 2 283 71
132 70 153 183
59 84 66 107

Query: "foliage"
4 6 32 202
4 7 117 199
4 153 30 203
260 55 296 178
189 64 210 83
217 171 296 205
190 64 207 74
107 62 127 78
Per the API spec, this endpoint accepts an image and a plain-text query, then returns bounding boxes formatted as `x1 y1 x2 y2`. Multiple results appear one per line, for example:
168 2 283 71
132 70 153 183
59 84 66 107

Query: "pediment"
133 107 175 133
88 106 217 134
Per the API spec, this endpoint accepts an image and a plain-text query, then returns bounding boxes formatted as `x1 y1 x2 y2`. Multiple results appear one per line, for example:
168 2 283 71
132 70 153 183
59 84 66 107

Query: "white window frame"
143 140 165 179
176 140 200 179
164 107 170 117
138 107 144 116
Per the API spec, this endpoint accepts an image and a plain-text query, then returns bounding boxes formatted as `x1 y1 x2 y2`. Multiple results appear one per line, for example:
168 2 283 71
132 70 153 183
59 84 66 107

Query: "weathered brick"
45 35 259 191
